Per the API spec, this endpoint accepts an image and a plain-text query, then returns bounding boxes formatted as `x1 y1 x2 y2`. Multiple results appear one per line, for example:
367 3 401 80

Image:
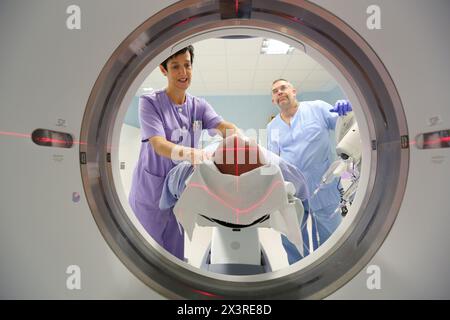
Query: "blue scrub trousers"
312 204 342 248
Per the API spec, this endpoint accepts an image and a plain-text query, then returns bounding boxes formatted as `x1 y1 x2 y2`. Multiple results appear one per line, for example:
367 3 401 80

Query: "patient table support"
199 197 304 276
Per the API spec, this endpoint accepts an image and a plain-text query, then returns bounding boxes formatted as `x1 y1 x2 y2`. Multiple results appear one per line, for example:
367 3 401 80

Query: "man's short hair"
272 78 290 86
160 45 194 71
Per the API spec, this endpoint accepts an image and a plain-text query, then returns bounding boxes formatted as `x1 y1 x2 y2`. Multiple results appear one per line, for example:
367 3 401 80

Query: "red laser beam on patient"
215 136 265 222
186 180 283 224
234 138 239 196
214 146 259 181
215 147 259 151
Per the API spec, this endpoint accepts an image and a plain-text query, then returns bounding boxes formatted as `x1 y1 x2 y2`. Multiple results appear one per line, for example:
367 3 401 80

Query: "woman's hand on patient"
171 145 211 165
189 148 212 166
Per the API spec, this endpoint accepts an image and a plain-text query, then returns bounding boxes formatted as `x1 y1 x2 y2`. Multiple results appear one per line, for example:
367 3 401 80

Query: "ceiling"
139 37 339 96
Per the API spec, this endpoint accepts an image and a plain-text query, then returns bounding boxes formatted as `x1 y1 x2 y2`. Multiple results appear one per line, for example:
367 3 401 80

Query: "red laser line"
216 147 259 151
191 288 222 298
0 131 31 138
1 130 88 146
424 137 450 145
234 136 239 222
36 137 70 145
175 17 194 27
73 140 88 146
234 137 239 177
237 180 284 214
281 13 305 26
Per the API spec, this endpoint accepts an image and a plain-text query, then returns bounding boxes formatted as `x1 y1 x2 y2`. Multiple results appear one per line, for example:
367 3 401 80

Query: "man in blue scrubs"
267 79 351 264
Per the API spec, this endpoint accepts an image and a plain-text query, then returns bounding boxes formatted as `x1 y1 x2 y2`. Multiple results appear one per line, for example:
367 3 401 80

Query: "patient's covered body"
160 135 309 209
159 135 310 255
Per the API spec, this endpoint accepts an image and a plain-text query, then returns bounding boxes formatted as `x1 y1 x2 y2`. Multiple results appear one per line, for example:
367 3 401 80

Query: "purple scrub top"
129 89 223 260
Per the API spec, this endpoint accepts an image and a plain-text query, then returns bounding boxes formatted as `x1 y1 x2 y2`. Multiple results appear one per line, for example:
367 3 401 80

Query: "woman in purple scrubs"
129 46 238 260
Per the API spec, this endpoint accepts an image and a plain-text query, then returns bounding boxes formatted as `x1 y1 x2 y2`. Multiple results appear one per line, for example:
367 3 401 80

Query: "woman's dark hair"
160 45 194 71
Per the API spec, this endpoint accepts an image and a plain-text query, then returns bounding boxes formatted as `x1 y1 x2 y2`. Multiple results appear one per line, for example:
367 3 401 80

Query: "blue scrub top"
267 100 340 211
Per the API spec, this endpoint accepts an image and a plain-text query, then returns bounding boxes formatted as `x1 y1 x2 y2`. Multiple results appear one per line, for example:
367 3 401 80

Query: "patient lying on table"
160 135 309 207
159 134 311 258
